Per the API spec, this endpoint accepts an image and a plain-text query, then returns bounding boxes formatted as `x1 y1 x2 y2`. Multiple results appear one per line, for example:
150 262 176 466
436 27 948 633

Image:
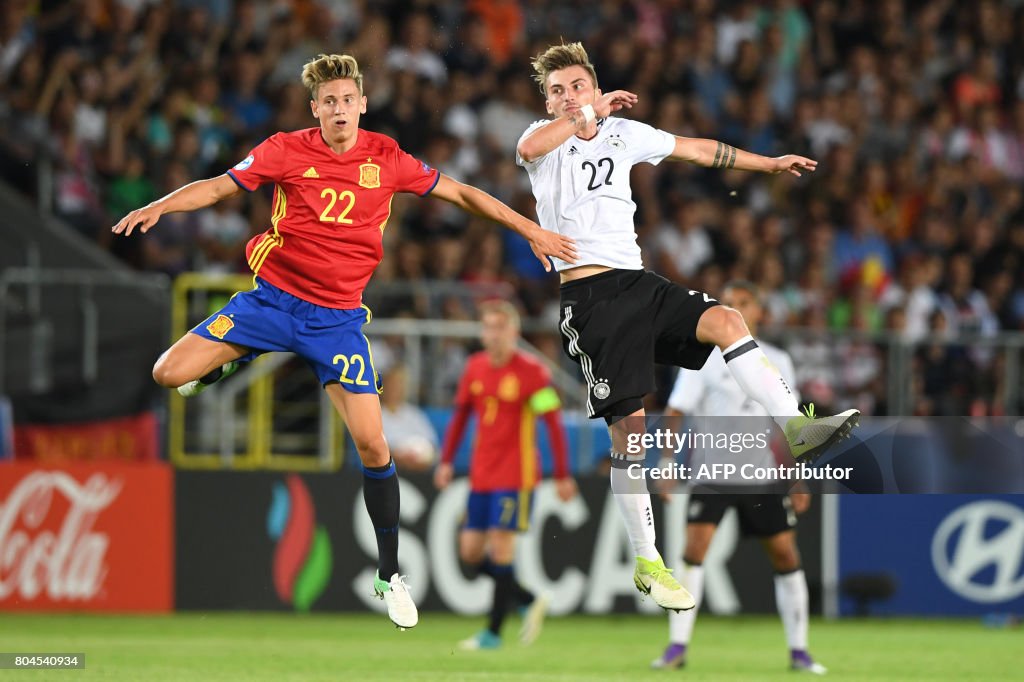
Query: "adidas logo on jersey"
567 146 579 156
303 166 319 178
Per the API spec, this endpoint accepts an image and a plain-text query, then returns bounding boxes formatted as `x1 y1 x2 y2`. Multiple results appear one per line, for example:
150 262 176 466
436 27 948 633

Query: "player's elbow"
211 174 242 201
684 148 708 167
517 140 540 164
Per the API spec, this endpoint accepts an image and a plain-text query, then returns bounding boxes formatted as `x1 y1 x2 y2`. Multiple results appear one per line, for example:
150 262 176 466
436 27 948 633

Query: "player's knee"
458 535 485 564
459 547 483 565
698 306 748 345
489 546 515 565
717 306 748 339
683 536 712 563
353 431 390 467
152 356 184 388
769 547 801 573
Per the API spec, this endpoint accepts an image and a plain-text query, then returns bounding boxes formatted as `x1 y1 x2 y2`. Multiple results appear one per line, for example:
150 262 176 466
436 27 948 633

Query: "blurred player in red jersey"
434 300 578 650
111 54 578 630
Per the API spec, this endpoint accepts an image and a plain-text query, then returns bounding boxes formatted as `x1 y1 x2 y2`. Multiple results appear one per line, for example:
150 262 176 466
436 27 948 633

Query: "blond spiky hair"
479 299 521 329
301 53 363 99
531 42 598 95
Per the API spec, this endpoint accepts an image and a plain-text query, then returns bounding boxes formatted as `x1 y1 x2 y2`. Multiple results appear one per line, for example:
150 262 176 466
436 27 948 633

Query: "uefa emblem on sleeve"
233 154 254 171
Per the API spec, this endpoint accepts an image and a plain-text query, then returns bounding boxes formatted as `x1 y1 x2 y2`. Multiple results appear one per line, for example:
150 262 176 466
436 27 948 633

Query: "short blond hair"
301 53 363 99
531 42 598 95
479 299 521 329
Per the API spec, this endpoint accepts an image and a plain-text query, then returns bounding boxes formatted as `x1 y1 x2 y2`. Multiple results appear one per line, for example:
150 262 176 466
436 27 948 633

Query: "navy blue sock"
488 562 514 637
513 579 535 607
478 559 533 606
362 459 400 579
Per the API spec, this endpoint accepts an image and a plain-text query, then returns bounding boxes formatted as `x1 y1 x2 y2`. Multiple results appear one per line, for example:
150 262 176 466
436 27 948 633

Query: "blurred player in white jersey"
651 281 827 674
516 41 858 611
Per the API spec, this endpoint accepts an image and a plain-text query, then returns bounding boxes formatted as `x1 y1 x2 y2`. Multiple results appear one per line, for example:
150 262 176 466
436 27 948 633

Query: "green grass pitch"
0 612 1018 681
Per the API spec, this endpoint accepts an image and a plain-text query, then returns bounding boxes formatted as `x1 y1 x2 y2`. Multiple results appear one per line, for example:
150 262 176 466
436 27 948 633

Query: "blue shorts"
464 490 534 532
190 278 382 393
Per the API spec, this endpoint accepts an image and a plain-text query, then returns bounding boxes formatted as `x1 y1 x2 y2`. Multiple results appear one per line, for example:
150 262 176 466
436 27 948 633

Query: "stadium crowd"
3 0 1024 417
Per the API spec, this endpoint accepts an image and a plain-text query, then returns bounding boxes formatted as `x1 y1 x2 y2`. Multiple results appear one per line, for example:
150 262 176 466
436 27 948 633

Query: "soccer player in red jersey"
111 54 577 630
434 300 577 650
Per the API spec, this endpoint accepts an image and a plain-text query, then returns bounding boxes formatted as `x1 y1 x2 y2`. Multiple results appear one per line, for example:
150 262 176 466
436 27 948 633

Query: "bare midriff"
559 264 612 284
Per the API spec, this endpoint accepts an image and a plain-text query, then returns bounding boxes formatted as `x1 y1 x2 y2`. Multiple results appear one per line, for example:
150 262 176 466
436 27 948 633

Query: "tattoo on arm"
712 142 736 169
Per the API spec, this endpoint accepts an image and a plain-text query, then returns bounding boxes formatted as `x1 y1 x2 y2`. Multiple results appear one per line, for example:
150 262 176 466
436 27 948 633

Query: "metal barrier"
0 266 169 395
363 279 518 319
168 273 1024 469
9 270 1017 469
167 273 593 470
762 327 1024 417
167 273 342 471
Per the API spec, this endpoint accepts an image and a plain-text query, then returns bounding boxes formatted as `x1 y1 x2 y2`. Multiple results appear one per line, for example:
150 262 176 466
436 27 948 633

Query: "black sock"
488 563 514 637
198 365 224 385
478 559 532 606
362 459 400 579
512 580 535 607
462 559 491 580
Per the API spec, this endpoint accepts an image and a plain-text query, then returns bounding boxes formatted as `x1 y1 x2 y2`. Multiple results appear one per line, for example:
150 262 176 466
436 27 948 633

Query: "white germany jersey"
667 341 798 480
516 116 676 272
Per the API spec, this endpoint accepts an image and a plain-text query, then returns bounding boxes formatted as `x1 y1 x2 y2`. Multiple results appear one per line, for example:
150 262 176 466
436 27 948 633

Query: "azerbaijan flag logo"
267 474 333 611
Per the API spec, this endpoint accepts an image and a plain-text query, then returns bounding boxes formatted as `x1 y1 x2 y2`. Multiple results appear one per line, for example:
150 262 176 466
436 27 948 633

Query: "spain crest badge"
359 161 381 189
498 374 520 401
206 314 235 339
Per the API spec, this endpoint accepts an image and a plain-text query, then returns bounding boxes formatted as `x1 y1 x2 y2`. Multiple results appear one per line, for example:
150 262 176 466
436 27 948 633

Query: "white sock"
722 335 801 430
609 451 659 561
669 563 704 645
774 569 809 651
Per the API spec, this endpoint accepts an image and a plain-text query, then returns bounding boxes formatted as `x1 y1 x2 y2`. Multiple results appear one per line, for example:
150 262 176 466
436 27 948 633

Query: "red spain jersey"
227 127 440 308
452 350 557 491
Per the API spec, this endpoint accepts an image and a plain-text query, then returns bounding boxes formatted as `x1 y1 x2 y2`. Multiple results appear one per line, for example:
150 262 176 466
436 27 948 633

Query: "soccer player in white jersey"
515 42 858 611
650 282 827 674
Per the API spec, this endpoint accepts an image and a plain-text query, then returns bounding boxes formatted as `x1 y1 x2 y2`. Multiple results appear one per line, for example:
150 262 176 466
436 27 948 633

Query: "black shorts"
687 492 796 537
558 269 719 419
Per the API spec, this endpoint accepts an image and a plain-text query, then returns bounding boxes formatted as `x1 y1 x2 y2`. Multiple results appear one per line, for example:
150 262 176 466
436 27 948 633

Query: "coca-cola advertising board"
0 462 173 612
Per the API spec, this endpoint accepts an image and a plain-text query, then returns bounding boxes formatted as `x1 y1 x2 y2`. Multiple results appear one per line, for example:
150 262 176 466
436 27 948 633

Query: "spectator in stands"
4 0 1024 417
655 201 714 285
381 364 439 472
195 195 250 274
386 12 447 85
139 162 200 276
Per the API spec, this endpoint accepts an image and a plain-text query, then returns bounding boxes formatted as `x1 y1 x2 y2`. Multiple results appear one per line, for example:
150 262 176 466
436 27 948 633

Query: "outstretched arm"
111 173 242 236
430 174 577 271
670 138 817 177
